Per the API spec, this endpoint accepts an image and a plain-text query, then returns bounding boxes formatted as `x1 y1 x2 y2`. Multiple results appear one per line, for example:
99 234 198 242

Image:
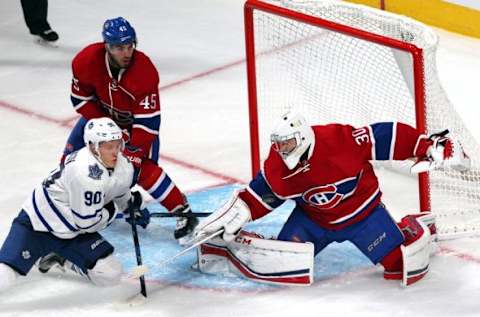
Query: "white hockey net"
245 0 480 239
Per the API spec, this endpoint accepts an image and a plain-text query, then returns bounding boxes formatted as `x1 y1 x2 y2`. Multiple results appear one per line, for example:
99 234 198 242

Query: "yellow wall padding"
346 0 382 8
344 0 480 39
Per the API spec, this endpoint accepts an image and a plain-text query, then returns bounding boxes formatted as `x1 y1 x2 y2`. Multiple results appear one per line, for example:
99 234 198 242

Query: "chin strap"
300 145 311 163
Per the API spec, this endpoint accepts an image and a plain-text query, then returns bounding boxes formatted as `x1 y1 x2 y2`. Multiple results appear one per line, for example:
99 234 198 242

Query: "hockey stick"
153 229 224 268
153 211 211 218
128 201 147 297
116 210 212 220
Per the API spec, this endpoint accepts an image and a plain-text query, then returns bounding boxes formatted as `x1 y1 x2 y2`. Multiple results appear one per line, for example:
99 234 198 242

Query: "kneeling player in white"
0 118 150 291
194 111 469 286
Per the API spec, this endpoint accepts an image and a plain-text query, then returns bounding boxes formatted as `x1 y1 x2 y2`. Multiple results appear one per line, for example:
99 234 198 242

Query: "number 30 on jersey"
352 127 370 145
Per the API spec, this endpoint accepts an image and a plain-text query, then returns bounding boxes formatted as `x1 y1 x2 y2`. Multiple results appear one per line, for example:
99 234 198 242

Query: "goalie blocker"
197 231 314 286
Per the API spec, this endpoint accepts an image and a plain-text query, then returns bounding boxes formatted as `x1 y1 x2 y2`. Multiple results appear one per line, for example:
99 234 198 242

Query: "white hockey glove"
193 192 252 243
411 130 471 173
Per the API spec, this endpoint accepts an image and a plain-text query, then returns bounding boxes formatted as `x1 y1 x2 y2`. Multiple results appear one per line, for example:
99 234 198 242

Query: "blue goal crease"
103 184 372 291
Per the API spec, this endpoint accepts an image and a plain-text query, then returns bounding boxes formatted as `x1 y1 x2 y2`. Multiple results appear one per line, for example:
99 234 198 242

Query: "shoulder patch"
88 163 103 180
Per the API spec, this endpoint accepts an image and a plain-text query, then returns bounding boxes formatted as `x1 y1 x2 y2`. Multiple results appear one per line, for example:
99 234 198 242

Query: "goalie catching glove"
193 191 251 243
411 130 470 173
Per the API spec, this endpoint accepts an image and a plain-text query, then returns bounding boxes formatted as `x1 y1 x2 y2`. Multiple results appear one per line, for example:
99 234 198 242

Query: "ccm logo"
234 236 252 245
367 232 386 252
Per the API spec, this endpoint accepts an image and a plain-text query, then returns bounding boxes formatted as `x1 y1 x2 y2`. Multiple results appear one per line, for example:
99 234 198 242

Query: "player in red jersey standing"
63 17 197 243
194 111 470 286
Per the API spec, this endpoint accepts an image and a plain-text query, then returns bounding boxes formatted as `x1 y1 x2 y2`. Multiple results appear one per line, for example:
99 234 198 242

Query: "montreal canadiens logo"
302 176 359 209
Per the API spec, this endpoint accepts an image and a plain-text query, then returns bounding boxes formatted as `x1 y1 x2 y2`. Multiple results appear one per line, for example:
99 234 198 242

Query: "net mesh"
248 0 480 238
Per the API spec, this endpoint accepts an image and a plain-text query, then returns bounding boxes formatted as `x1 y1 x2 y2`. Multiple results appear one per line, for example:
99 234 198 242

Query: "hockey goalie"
193 111 470 286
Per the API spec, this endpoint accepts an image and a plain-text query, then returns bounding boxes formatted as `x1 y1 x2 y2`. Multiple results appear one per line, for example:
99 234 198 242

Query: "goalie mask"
270 111 315 170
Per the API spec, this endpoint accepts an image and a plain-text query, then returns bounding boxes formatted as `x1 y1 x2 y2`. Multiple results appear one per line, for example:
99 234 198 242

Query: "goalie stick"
116 210 212 220
152 229 223 269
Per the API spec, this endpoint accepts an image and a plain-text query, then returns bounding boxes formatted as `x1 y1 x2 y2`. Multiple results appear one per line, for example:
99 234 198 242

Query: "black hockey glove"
125 191 151 229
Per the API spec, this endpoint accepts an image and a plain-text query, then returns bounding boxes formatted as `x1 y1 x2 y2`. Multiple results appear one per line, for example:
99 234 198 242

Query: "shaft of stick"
129 204 147 297
157 229 224 267
116 211 212 219
151 212 212 218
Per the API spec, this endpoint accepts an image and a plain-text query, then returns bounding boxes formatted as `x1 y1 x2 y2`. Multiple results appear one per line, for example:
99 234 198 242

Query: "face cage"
271 132 300 158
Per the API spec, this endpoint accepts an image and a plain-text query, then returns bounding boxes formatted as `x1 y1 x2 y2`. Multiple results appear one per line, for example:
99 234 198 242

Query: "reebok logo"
91 238 105 250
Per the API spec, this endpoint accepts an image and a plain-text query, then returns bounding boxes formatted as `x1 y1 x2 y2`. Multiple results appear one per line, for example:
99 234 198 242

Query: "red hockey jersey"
239 122 431 230
70 42 161 154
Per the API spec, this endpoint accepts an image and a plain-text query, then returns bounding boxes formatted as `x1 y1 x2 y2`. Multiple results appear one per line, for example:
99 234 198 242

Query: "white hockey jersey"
22 147 134 239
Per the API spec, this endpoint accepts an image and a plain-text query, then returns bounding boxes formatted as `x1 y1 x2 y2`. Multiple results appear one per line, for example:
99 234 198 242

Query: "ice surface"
1 0 480 316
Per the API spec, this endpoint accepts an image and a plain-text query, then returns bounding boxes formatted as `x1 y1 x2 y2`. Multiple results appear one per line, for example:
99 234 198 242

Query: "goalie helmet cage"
243 0 480 239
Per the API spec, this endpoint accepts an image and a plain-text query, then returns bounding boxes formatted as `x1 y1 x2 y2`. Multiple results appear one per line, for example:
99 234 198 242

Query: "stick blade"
127 293 147 306
113 293 147 310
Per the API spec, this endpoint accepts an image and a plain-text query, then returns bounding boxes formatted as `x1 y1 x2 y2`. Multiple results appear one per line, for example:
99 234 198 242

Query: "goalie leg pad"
411 212 437 242
197 231 314 286
400 215 431 286
381 212 435 283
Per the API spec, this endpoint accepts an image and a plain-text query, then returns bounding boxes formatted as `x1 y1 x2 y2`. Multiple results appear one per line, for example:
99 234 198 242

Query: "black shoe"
38 253 66 273
173 204 199 244
35 29 59 42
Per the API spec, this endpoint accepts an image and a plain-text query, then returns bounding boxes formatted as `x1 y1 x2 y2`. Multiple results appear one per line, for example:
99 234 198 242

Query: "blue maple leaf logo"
88 164 103 180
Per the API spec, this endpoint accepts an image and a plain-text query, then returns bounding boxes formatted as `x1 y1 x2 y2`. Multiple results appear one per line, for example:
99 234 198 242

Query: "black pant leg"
20 0 51 34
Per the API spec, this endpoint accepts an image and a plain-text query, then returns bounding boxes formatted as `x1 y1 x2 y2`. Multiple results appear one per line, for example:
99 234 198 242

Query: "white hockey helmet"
270 110 315 170
84 117 123 154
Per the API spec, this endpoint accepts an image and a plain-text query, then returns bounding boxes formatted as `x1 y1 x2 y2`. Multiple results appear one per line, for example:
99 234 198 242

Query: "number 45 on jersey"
139 94 157 110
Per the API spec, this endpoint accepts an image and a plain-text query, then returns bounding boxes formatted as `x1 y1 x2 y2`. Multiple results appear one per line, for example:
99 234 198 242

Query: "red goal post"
243 0 480 239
